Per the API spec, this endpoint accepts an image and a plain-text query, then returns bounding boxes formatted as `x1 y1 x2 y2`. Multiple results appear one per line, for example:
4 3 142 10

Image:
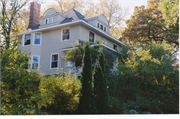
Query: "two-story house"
12 2 126 76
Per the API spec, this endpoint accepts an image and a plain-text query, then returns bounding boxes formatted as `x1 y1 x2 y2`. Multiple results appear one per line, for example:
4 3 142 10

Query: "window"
113 44 117 50
100 25 103 30
104 27 106 32
45 19 48 24
32 56 39 69
62 29 70 41
48 18 52 24
97 23 99 28
53 17 55 22
34 33 41 45
89 31 94 42
24 34 31 45
51 54 58 68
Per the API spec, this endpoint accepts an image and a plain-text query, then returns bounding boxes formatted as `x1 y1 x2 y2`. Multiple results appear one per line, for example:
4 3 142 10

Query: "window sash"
34 33 41 44
100 25 103 30
62 29 70 41
32 56 39 69
53 17 55 22
51 54 58 68
24 34 31 45
48 18 52 23
89 31 94 42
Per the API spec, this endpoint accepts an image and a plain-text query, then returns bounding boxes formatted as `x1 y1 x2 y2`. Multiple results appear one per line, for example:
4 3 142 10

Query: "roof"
84 14 101 20
62 9 86 23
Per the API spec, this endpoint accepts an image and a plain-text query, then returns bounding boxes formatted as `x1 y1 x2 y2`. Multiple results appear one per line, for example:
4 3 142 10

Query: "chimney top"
28 2 41 29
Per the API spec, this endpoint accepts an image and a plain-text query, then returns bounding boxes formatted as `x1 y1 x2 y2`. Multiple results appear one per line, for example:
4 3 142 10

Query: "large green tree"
112 40 179 113
121 0 179 48
93 53 109 114
78 43 93 114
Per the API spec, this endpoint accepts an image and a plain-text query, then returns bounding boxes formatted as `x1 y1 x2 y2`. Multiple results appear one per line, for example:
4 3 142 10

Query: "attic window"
100 25 103 30
97 23 99 28
104 27 106 32
53 17 55 22
45 19 48 24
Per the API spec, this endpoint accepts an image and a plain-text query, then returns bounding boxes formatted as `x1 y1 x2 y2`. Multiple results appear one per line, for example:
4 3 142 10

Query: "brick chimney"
28 2 41 29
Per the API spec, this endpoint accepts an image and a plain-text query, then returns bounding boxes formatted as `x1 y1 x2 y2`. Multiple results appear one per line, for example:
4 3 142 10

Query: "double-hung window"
100 25 103 30
32 56 39 69
34 33 41 45
48 18 52 24
53 17 55 22
24 34 31 45
104 27 106 32
62 29 70 41
51 54 58 68
89 31 94 42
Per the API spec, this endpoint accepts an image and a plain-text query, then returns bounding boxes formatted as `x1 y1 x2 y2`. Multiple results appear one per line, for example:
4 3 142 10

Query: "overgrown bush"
37 69 81 114
1 41 41 115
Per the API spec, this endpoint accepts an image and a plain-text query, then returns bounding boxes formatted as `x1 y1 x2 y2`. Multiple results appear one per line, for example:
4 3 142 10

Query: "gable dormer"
85 14 111 33
39 8 66 28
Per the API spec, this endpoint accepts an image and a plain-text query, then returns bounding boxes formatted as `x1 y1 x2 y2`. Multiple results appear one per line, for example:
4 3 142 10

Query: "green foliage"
37 69 81 114
110 40 179 114
78 43 93 114
93 53 109 113
1 41 41 115
160 0 179 26
122 0 179 47
62 41 101 67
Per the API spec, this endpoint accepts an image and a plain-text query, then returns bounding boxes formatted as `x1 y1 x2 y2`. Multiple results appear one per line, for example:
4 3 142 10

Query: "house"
12 2 126 76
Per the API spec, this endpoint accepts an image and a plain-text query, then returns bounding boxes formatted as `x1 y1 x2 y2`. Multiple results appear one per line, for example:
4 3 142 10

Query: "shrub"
38 69 80 114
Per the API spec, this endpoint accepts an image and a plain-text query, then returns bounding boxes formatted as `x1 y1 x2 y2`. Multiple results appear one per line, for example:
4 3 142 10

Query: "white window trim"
22 33 31 46
31 55 40 69
33 32 42 45
50 53 59 69
61 27 70 42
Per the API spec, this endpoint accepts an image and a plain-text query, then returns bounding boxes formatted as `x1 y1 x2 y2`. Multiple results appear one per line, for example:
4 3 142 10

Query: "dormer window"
97 23 99 28
53 17 55 22
100 25 103 30
45 19 48 24
45 17 56 24
48 18 52 23
104 27 106 32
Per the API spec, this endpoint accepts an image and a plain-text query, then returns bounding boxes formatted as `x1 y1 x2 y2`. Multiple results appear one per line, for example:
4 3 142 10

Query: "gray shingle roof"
62 9 86 23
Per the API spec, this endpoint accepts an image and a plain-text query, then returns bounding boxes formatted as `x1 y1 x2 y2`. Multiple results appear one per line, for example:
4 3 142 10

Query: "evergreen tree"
78 43 93 114
93 53 109 114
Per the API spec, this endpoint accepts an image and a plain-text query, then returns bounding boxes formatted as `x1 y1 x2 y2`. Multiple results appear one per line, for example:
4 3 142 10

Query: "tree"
122 0 179 47
112 40 179 113
0 0 30 49
40 0 87 16
93 53 109 113
78 43 93 114
159 0 179 26
62 41 101 67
